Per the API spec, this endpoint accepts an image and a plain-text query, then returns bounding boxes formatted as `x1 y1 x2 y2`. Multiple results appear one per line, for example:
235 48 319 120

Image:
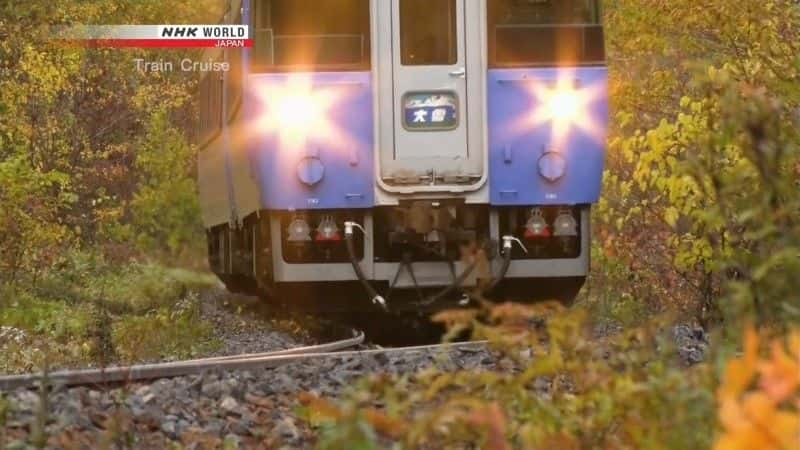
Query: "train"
197 0 608 311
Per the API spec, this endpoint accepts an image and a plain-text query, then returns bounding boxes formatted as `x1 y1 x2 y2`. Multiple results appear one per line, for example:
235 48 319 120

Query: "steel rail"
0 330 365 392
0 338 487 392
177 329 366 364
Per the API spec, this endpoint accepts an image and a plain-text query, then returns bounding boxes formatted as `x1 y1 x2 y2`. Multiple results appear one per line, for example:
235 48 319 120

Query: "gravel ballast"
1 345 497 449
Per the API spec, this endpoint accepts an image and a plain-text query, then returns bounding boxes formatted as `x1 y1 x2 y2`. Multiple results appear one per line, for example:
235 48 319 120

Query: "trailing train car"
197 0 608 309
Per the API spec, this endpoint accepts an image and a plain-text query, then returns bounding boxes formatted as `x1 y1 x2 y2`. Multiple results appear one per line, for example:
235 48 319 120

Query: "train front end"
198 0 608 307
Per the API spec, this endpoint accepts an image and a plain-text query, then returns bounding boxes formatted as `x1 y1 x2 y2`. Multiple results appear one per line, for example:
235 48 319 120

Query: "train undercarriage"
207 203 590 312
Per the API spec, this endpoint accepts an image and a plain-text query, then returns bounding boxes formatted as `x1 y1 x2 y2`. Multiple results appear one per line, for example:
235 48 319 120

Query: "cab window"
488 0 605 67
252 0 371 72
400 0 458 66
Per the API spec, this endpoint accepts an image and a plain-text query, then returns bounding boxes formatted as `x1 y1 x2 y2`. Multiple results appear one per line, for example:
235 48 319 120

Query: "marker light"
316 216 342 242
287 217 312 243
553 210 578 237
524 208 551 239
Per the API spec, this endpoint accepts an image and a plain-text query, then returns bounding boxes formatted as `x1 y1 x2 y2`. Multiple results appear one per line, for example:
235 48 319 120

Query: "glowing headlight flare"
251 75 353 151
271 92 323 136
546 88 582 122
512 73 606 151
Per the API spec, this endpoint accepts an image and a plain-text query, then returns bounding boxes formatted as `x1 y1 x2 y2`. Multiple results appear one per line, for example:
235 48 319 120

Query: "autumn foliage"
0 0 219 284
715 328 800 450
597 0 800 325
308 0 800 449
0 0 798 448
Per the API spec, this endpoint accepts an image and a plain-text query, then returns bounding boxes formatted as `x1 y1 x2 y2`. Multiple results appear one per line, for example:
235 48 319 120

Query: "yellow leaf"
664 207 680 227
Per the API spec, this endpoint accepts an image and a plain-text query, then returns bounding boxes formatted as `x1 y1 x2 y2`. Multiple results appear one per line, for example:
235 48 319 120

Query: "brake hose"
344 222 387 311
483 235 525 293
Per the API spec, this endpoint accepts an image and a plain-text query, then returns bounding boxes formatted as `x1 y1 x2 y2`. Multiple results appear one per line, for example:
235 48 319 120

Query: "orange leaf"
297 392 343 422
758 340 800 403
468 403 511 450
718 327 759 402
363 409 408 439
788 330 800 363
742 392 776 429
718 398 748 432
769 411 800 450
713 428 774 450
431 309 479 326
742 393 800 450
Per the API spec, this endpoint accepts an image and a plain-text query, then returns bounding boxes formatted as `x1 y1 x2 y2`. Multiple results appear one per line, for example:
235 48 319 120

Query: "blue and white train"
198 0 608 309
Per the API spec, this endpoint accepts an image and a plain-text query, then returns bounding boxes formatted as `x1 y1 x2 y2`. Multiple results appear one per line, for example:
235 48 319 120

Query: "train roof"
199 0 243 63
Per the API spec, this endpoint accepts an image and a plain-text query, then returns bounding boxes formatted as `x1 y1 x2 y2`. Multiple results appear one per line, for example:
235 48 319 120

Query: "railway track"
0 331 487 392
0 331 364 392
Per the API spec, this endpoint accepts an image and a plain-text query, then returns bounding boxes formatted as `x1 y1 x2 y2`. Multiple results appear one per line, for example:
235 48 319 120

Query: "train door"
378 0 484 190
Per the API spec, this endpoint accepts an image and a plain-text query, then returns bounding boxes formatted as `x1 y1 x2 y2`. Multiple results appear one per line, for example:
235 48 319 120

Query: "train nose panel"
248 72 375 211
488 67 609 206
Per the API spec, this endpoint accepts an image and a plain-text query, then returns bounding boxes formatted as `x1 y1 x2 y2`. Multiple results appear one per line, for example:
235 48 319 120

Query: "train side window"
199 71 223 142
488 0 605 67
252 0 370 72
226 7 243 120
400 0 457 66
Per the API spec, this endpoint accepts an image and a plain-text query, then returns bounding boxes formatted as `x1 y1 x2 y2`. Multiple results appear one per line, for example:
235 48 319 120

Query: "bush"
0 292 91 342
112 294 217 363
597 0 800 326
129 109 204 258
305 302 800 450
0 257 218 373
308 303 718 450
0 291 92 372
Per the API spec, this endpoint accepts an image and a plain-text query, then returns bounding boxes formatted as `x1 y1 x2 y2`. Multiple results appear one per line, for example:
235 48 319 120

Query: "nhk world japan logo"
55 25 251 48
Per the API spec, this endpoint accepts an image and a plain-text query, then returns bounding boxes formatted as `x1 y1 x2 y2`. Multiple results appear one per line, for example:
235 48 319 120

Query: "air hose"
344 222 387 311
483 235 525 293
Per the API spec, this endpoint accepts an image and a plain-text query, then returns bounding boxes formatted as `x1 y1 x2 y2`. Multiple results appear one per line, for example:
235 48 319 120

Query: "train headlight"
272 92 323 137
253 76 342 148
546 88 582 122
525 75 604 149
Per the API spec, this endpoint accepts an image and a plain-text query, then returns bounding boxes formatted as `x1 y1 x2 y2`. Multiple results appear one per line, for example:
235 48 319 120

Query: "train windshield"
252 0 371 72
488 0 605 67
400 0 458 66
